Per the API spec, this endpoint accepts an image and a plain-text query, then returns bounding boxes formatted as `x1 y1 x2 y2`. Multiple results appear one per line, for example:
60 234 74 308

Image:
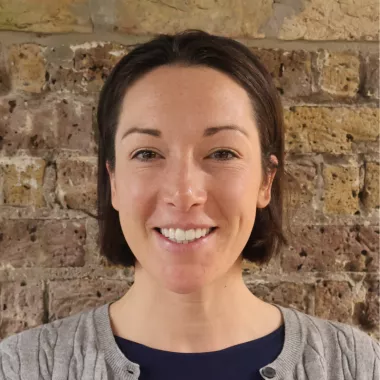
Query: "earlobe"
257 176 274 209
256 156 278 209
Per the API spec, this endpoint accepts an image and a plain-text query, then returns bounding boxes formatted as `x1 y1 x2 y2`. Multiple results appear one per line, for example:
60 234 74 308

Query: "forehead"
118 65 255 129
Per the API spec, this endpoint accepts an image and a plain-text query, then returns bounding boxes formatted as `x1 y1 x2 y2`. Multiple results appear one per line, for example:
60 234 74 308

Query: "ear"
106 161 119 211
256 155 278 209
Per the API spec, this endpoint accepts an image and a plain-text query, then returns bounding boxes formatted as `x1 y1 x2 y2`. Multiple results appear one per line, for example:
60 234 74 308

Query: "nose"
162 155 207 212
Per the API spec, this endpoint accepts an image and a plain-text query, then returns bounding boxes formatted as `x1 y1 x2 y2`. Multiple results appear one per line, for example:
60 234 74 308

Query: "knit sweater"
0 302 379 379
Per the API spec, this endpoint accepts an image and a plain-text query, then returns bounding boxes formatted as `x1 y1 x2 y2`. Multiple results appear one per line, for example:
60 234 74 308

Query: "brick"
56 157 97 213
48 42 129 93
354 274 379 332
274 0 379 40
319 52 360 97
248 281 313 314
73 43 128 87
55 98 97 152
0 0 92 33
85 217 101 264
0 44 10 96
0 281 44 339
48 279 130 320
113 0 272 38
323 165 359 214
0 219 86 268
284 159 317 211
8 44 47 93
362 53 380 99
362 162 380 210
282 225 379 273
0 99 29 154
0 97 97 155
251 48 313 98
0 157 46 207
47 65 88 93
315 281 353 324
284 107 379 154
242 253 282 274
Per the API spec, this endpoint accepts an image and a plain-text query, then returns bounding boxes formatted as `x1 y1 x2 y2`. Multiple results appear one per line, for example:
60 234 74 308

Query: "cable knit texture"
0 302 379 379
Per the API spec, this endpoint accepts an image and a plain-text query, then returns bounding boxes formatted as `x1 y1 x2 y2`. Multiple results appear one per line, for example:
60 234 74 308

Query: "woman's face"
107 65 277 294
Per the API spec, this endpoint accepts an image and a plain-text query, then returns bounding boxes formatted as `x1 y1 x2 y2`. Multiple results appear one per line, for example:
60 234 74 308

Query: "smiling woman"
99 35 286 271
0 30 379 380
103 60 281 296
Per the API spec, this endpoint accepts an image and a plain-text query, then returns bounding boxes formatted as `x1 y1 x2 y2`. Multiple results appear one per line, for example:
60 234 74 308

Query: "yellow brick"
8 44 46 93
320 52 360 97
1 158 46 207
115 0 273 38
363 162 380 209
0 0 92 33
285 107 379 154
277 0 379 40
323 165 360 214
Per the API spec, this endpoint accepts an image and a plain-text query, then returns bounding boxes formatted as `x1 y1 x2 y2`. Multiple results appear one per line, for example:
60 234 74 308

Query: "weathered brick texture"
0 1 378 342
282 225 379 273
0 0 377 40
315 281 353 324
48 279 130 320
363 162 380 210
47 42 129 94
248 281 314 314
284 107 379 154
0 157 46 206
0 0 92 33
0 96 97 155
0 281 45 338
0 219 86 268
251 48 314 99
8 44 47 93
56 156 97 213
318 52 360 97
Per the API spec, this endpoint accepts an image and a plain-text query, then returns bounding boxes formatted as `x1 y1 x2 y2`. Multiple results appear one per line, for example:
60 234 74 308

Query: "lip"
153 227 217 254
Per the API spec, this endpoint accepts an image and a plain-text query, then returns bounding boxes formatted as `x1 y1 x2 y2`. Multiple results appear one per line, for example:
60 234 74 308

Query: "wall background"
0 0 379 341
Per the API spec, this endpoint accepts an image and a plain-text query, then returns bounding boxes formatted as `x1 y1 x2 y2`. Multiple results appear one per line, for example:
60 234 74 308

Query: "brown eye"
132 150 160 162
209 149 238 161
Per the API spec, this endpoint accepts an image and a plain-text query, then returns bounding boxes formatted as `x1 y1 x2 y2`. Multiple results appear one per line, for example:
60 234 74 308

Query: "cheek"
214 166 258 210
116 171 155 220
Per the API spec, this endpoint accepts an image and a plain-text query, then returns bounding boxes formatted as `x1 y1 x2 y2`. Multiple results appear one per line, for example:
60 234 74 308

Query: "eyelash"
131 149 239 162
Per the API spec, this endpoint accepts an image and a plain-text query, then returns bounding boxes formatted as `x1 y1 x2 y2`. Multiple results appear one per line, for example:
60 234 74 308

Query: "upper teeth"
159 228 212 242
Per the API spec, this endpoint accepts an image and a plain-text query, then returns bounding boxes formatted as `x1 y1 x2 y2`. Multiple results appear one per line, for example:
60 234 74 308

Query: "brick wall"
0 0 379 340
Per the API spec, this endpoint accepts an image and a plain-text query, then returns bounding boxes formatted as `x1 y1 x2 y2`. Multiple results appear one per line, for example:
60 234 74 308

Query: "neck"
110 266 282 353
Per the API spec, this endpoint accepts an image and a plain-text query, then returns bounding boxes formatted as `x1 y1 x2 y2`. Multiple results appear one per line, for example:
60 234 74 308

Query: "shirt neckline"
94 302 304 379
114 322 284 357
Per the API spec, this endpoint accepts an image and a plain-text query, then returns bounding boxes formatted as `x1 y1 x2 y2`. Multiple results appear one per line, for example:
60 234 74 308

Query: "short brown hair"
95 29 295 268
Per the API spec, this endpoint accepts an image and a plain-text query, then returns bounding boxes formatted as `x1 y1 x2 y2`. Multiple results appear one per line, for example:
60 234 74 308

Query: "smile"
153 227 218 253
155 227 216 244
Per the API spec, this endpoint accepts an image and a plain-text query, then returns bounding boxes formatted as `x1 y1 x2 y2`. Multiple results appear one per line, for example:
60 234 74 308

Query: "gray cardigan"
0 302 379 379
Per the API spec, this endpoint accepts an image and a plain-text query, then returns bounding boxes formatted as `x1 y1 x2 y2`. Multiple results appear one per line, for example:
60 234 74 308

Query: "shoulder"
287 306 380 379
0 304 107 379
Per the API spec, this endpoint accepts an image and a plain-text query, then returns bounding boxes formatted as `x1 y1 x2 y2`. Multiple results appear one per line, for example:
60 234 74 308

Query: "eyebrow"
120 125 249 141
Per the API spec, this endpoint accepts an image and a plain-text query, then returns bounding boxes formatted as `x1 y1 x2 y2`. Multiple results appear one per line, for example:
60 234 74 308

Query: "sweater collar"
94 302 304 379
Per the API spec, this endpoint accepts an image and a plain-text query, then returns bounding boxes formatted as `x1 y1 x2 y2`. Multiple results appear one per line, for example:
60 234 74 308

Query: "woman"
0 30 378 380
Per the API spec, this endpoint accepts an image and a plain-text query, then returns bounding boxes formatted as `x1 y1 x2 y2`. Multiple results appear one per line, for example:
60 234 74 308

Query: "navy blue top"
114 323 285 380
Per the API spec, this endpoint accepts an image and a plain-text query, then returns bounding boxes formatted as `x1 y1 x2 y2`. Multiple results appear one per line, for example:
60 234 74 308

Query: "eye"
132 149 161 162
209 149 238 161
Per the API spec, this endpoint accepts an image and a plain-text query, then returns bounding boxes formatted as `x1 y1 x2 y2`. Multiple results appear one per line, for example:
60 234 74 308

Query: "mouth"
154 227 217 245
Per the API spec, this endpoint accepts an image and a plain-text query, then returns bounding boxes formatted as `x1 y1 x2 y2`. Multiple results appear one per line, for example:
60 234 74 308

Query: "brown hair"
95 29 295 268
